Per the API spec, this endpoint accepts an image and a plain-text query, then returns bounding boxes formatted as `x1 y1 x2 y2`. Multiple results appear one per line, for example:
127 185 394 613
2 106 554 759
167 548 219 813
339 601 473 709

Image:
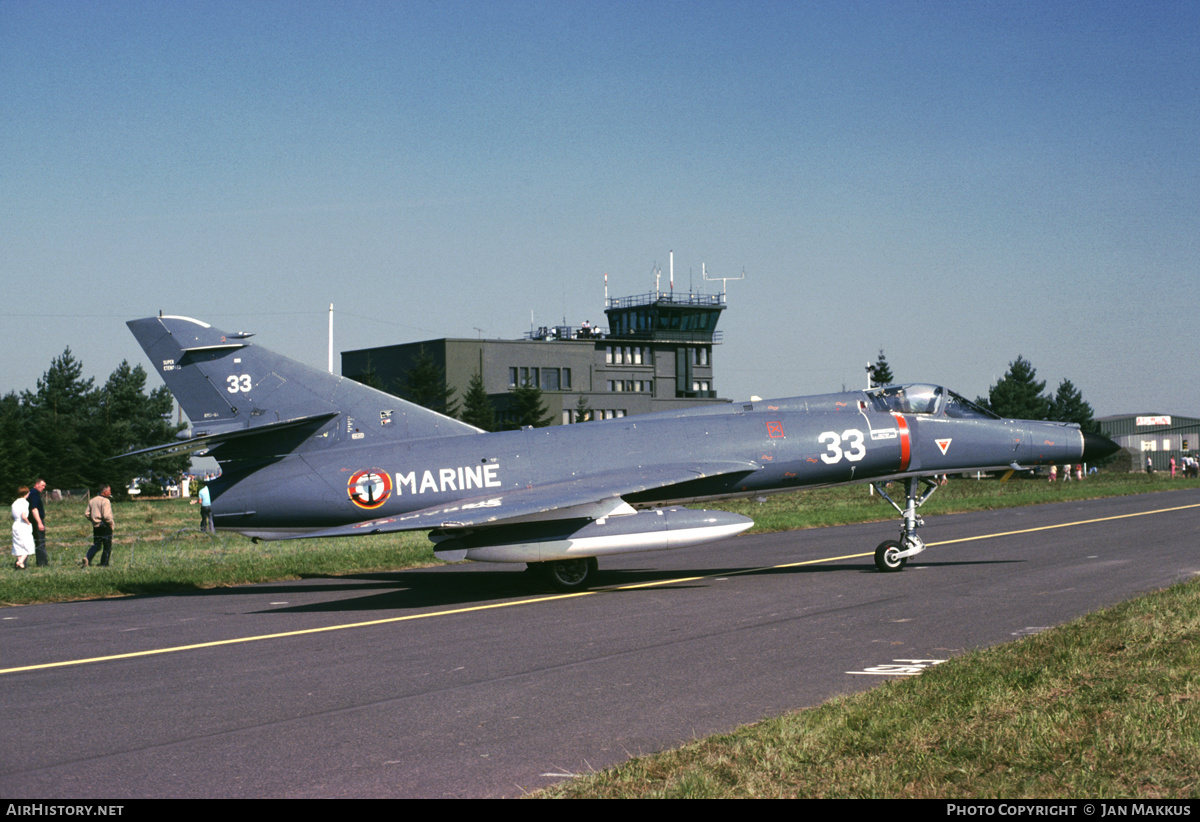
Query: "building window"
605 346 613 364
510 365 571 391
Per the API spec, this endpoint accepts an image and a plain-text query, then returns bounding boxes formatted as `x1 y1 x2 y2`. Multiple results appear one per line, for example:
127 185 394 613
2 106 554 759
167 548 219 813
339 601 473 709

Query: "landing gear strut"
870 476 939 572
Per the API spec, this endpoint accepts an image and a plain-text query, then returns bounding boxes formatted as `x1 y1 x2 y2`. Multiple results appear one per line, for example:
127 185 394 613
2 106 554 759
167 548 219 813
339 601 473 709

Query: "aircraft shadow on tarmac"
235 557 1023 615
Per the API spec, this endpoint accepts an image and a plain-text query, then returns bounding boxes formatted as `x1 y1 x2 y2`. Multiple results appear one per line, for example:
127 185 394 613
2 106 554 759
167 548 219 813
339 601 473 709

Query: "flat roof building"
342 290 731 427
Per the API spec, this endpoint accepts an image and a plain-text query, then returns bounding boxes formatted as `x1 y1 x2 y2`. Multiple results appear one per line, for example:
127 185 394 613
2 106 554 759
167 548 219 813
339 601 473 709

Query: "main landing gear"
528 557 600 591
870 476 940 573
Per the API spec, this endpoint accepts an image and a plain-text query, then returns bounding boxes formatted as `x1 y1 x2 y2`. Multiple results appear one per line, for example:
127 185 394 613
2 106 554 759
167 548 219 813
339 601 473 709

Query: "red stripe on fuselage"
891 412 910 471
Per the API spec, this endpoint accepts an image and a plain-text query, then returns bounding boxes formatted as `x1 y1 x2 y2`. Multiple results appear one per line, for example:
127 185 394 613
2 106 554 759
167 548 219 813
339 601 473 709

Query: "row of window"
604 346 711 366
509 367 572 391
605 345 650 365
563 408 627 424
606 380 653 393
607 308 720 336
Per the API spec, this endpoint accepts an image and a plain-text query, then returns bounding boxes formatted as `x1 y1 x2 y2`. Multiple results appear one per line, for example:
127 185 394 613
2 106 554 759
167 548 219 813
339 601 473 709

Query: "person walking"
82 486 115 567
28 478 48 566
12 486 34 570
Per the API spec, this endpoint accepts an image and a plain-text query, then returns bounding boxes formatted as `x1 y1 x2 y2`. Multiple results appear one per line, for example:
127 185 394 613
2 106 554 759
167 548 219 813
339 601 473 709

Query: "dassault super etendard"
125 315 1119 590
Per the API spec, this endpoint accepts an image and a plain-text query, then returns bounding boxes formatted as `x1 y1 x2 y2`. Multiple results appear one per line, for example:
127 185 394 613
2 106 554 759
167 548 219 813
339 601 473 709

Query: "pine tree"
13 350 193 496
95 361 190 494
459 370 496 432
506 384 552 429
0 392 33 499
347 355 388 393
572 394 592 423
868 349 894 387
986 356 1050 420
1049 378 1098 433
21 348 98 489
399 347 458 417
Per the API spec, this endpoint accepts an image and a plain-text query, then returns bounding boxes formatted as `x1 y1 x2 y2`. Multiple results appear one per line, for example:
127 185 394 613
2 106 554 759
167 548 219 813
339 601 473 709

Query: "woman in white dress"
12 486 34 570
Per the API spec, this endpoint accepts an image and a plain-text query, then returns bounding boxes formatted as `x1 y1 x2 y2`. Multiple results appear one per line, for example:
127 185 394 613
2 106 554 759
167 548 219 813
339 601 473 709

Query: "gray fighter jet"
126 315 1119 590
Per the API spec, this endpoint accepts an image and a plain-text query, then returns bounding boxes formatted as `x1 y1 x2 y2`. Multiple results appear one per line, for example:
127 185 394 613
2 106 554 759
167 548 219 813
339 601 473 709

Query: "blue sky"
3 1 1197 417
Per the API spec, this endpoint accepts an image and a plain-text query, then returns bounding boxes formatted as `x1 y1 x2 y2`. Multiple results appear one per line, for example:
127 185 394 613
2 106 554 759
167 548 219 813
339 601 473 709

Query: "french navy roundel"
348 469 392 510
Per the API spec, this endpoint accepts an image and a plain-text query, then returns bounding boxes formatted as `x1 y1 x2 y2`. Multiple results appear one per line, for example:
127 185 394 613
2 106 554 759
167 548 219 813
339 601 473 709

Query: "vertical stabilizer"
127 315 480 442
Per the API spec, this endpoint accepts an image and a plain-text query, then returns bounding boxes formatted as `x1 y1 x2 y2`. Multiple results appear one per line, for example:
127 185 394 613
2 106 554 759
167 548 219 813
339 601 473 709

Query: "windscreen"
942 390 1000 420
868 384 942 415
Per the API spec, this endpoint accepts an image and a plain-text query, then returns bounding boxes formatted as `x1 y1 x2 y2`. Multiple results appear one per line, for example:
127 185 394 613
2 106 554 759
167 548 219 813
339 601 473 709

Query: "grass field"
1 496 436 606
2 471 1196 607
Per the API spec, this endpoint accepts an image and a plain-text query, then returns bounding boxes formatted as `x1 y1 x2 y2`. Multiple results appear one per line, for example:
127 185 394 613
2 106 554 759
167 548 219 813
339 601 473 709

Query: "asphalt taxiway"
2 488 1198 797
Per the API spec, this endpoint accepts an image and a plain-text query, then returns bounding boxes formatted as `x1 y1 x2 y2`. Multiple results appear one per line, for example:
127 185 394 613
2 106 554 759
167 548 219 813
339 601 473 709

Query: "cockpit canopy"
867 384 999 420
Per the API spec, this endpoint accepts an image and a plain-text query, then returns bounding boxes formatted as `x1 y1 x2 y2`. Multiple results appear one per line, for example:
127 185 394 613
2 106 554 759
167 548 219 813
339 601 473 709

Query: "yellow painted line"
0 591 593 675
5 500 1199 676
925 501 1200 547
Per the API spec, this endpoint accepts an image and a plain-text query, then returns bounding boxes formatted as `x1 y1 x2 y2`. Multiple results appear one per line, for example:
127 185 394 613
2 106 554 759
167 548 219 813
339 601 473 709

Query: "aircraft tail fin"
127 316 480 456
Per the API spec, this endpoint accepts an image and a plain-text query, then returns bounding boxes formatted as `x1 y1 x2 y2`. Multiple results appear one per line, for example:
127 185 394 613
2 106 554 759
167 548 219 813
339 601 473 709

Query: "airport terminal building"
342 290 731 427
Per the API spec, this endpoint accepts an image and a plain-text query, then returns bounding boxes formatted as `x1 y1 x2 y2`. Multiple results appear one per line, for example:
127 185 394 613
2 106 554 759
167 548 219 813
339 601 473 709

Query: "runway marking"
846 658 945 676
4 499 1199 676
923 501 1200 546
0 591 593 675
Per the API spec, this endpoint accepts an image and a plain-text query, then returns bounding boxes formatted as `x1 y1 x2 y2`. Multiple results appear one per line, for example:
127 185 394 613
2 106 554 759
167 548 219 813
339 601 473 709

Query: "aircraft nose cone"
1082 431 1120 463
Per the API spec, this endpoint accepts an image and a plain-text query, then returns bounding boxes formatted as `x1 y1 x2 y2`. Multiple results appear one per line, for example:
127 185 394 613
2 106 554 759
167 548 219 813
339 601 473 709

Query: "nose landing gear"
871 476 939 572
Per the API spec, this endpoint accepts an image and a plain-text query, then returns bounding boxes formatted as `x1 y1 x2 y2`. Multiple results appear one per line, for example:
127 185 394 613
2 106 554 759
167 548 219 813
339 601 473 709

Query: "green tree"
13 350 192 496
0 392 34 499
95 361 190 495
347 355 388 393
459 370 496 432
985 356 1050 421
506 384 553 429
399 347 459 417
21 348 99 489
1049 378 1098 434
868 349 894 387
572 394 592 423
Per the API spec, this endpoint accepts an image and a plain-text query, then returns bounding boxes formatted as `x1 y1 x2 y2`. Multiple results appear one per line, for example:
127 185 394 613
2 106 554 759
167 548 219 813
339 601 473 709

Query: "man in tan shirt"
83 485 115 567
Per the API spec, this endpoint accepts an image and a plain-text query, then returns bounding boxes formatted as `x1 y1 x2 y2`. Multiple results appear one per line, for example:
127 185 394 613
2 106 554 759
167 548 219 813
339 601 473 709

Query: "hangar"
1096 414 1200 472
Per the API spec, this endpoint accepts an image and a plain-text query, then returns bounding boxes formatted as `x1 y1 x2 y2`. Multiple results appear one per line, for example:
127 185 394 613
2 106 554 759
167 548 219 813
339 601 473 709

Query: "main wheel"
542 557 599 591
874 540 907 573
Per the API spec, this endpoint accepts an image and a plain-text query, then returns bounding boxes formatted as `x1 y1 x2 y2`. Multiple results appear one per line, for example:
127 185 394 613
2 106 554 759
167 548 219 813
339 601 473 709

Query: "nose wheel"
874 540 906 572
871 476 938 572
